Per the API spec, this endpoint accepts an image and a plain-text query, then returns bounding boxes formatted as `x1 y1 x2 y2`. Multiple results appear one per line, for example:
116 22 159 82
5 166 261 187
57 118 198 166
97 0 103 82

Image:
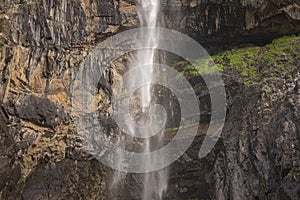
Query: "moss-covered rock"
180 34 300 86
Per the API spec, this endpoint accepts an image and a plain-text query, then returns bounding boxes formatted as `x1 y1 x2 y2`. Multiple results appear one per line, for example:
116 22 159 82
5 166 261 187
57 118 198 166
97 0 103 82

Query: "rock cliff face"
0 0 299 199
174 36 300 200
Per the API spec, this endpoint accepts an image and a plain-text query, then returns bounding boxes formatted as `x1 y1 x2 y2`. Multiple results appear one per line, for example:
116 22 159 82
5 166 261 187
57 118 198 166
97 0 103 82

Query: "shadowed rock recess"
0 0 299 199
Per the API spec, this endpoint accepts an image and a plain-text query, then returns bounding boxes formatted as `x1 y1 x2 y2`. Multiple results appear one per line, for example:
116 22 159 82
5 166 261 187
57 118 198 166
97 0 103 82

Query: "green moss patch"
180 35 300 86
289 166 300 175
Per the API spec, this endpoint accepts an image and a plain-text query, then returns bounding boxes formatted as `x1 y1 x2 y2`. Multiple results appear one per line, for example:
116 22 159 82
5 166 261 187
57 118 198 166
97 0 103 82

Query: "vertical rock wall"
0 0 299 199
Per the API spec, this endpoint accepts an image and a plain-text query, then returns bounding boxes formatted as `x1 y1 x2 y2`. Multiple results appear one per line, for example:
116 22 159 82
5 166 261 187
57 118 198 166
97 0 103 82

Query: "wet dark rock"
20 159 107 200
15 94 69 128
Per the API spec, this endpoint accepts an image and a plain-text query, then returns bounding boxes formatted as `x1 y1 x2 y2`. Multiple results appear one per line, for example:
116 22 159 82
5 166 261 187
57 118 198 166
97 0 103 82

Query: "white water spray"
135 1 169 200
110 0 168 199
136 0 159 108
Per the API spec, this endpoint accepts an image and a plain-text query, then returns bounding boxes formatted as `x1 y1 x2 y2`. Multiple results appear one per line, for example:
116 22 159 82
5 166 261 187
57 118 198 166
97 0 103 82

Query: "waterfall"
110 0 169 199
136 1 169 200
136 0 159 107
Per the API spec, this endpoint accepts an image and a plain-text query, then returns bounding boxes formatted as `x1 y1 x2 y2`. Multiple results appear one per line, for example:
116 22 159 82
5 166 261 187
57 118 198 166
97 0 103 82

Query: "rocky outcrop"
1 1 300 51
213 73 300 199
0 0 299 199
165 35 300 200
162 0 300 52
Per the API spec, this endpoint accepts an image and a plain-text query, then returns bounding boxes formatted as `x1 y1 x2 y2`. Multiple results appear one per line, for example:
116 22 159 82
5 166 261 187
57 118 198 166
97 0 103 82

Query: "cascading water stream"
111 0 169 199
136 0 169 199
136 0 159 108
